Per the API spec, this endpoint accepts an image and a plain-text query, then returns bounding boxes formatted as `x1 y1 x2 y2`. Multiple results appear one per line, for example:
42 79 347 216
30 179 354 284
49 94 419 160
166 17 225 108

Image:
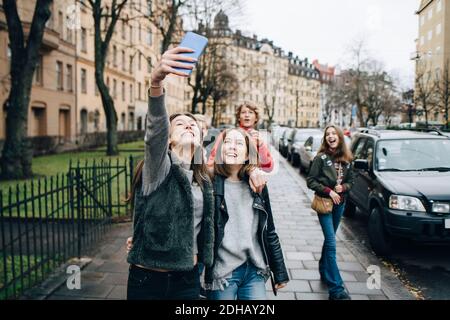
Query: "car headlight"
432 202 450 214
389 195 426 212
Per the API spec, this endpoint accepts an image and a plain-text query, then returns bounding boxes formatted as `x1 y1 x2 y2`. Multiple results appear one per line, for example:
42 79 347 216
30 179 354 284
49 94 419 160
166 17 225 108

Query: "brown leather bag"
311 195 334 214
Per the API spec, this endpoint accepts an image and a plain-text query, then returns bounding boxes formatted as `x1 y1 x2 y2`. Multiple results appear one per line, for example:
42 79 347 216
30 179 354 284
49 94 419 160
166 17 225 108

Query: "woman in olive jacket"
306 125 354 300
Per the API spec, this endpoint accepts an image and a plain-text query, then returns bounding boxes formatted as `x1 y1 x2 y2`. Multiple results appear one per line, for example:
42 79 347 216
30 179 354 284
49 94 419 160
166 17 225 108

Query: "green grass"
0 141 145 218
0 253 55 300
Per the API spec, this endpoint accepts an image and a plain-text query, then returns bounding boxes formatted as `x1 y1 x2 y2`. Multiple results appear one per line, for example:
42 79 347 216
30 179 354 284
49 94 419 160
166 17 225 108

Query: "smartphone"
174 32 208 75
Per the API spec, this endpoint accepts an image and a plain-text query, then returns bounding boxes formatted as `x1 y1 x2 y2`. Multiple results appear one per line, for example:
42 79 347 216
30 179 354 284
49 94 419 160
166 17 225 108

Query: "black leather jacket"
205 175 289 295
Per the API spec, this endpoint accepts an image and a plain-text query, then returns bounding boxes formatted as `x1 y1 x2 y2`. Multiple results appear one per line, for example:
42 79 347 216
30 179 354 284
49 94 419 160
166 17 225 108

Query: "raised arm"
141 47 196 195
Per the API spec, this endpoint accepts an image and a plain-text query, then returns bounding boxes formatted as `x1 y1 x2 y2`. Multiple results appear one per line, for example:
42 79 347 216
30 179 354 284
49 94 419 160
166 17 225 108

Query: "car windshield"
295 131 318 142
376 139 450 172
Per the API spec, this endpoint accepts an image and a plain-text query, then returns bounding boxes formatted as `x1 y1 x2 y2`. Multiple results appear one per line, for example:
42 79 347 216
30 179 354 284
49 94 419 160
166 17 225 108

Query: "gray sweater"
141 94 204 255
209 179 267 290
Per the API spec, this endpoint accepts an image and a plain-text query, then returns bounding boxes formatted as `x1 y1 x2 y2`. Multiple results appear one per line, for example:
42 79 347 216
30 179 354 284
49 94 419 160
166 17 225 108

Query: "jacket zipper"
253 203 270 270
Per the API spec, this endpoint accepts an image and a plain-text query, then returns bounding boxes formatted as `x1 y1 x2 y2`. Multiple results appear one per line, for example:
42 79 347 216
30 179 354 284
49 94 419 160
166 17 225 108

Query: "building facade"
415 0 450 122
200 11 321 128
0 0 187 145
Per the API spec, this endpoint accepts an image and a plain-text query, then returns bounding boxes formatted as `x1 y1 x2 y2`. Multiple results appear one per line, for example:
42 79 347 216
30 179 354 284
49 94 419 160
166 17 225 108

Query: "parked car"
272 126 288 146
346 130 450 256
287 129 322 163
279 128 294 157
297 133 323 173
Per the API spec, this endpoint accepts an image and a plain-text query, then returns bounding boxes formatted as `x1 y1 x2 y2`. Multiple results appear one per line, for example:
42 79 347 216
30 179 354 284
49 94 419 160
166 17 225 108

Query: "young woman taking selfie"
126 47 267 300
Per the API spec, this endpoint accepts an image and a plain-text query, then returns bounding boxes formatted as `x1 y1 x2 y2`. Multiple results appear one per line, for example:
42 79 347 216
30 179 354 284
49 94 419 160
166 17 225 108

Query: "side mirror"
354 159 369 171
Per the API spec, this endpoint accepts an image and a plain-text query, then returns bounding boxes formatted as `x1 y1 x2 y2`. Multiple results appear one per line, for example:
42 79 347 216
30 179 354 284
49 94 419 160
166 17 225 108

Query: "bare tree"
80 0 128 156
210 60 238 126
415 60 438 127
435 59 450 130
1 0 53 180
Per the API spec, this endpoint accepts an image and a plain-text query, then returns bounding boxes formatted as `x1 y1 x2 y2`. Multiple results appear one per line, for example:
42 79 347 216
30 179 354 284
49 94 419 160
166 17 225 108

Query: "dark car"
279 128 294 158
346 130 450 256
287 129 322 164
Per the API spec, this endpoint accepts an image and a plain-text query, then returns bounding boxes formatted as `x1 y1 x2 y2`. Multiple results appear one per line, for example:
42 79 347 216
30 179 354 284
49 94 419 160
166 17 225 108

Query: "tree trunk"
0 0 52 180
211 99 218 127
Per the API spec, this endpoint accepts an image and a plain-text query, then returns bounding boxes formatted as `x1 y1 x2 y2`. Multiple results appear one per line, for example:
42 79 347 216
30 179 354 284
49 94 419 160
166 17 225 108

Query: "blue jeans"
318 202 346 295
207 261 267 300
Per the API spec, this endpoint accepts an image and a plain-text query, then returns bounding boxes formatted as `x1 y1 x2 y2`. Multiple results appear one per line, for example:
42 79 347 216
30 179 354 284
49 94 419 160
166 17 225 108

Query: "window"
428 7 433 20
34 55 43 85
138 54 142 70
58 11 64 36
147 0 152 15
139 25 142 41
436 23 442 35
113 79 117 98
129 25 133 44
129 84 133 102
113 45 117 66
81 68 87 93
147 57 152 73
420 36 425 46
122 81 126 101
437 46 441 53
138 82 141 100
66 64 73 92
81 27 87 52
421 15 425 26
56 61 63 90
352 138 367 160
428 30 433 41
122 21 126 40
122 50 126 71
129 55 133 74
437 0 442 12
66 14 73 43
147 27 152 45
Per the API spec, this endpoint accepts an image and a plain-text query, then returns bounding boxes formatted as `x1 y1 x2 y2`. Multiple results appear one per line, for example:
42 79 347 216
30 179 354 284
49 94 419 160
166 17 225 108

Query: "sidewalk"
43 151 414 300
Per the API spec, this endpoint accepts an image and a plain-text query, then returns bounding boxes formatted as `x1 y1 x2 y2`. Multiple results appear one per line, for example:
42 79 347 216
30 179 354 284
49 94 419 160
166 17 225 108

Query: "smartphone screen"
174 32 208 75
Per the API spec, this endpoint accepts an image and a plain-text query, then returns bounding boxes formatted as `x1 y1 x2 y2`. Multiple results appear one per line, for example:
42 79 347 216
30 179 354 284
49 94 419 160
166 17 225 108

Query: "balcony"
23 22 60 51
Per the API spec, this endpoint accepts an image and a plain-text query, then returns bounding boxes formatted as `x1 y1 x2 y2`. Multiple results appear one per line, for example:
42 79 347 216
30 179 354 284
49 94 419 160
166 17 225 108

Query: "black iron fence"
0 155 142 300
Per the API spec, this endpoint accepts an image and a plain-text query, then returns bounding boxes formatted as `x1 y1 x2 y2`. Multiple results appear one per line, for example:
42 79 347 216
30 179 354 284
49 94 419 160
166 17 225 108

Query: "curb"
277 152 415 300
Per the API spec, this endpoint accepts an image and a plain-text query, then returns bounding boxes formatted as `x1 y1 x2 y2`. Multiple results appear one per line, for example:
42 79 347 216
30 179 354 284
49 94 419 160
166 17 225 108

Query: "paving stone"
337 262 366 272
96 261 129 273
285 252 315 261
345 282 384 295
53 283 115 298
295 292 329 300
350 294 370 300
290 269 321 280
266 291 296 300
309 280 329 293
107 285 127 299
281 280 311 293
102 272 129 286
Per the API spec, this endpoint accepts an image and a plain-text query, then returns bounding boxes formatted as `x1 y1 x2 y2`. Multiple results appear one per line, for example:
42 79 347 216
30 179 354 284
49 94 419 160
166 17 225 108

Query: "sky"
232 0 420 89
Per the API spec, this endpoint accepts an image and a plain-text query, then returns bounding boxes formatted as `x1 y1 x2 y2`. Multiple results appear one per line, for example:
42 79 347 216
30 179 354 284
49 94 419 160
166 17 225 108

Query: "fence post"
75 167 83 259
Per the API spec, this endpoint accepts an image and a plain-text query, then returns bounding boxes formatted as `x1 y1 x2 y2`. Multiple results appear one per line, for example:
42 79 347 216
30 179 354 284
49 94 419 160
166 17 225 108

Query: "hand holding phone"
174 32 208 75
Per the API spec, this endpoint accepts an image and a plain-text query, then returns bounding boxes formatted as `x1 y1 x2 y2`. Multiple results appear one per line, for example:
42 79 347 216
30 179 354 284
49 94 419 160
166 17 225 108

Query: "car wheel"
368 206 392 257
343 200 356 218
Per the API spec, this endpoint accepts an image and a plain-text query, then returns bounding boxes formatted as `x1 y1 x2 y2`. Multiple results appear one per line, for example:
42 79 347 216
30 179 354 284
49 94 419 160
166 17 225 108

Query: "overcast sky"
233 0 420 89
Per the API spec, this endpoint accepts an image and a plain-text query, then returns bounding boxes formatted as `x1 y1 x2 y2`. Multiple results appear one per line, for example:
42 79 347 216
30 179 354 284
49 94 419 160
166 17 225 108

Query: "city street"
39 151 413 300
